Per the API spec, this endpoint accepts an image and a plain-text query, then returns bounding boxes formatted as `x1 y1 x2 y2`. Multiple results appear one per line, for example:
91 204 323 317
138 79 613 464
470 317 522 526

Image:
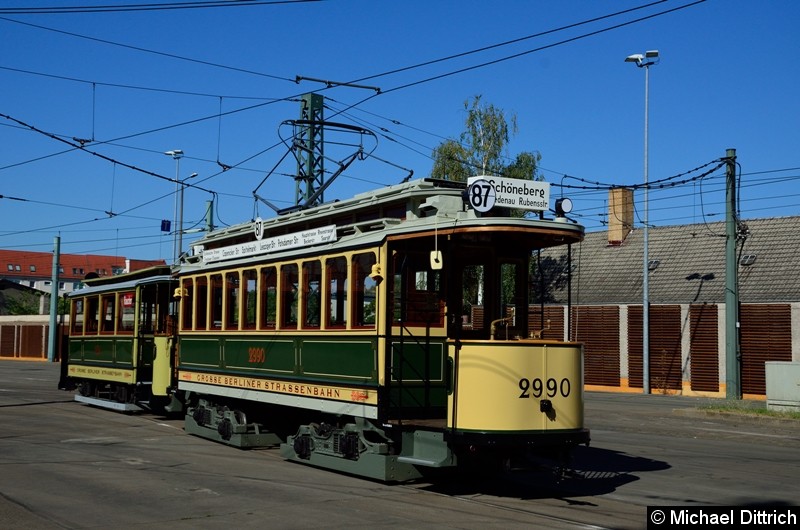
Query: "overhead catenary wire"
0 0 791 257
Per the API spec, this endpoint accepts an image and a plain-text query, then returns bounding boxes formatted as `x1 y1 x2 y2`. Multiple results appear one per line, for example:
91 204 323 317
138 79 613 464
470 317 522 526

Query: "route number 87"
518 377 571 398
467 178 496 213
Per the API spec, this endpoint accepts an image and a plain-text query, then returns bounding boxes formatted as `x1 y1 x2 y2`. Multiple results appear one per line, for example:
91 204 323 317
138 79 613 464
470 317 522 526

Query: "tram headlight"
555 198 573 218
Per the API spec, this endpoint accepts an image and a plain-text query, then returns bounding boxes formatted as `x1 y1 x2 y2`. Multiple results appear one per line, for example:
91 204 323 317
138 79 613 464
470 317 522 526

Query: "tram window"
302 261 321 329
496 261 524 338
181 279 194 331
391 252 443 327
100 294 116 333
85 296 100 334
353 253 376 327
71 298 85 334
461 264 485 331
139 284 159 334
281 264 298 328
155 283 171 335
195 276 208 330
224 271 240 330
326 256 348 328
119 291 135 334
260 267 277 329
243 269 257 330
211 274 223 330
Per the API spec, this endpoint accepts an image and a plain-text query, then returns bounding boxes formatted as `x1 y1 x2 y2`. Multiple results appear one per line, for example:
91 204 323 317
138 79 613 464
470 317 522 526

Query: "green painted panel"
68 341 83 361
116 339 133 364
81 338 116 364
391 342 444 382
180 338 222 367
301 340 376 380
139 339 155 367
224 339 296 373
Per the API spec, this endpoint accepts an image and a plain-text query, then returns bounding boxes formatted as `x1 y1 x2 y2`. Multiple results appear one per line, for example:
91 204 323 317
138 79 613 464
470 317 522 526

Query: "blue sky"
1 0 798 261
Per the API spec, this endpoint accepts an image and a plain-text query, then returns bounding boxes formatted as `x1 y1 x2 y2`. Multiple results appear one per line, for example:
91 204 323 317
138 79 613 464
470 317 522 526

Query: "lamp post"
164 149 184 264
178 172 199 262
625 50 659 394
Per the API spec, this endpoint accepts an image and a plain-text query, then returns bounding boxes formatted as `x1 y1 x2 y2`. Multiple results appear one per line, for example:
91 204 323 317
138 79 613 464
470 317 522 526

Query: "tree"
430 95 541 184
5 291 41 315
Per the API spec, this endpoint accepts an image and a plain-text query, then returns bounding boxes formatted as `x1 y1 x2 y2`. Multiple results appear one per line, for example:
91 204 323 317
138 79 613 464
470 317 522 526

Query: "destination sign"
202 223 337 263
467 175 550 212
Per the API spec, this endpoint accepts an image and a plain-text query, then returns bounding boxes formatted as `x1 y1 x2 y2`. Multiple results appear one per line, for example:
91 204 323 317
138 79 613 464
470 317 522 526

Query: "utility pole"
47 236 60 362
205 199 215 233
725 148 741 399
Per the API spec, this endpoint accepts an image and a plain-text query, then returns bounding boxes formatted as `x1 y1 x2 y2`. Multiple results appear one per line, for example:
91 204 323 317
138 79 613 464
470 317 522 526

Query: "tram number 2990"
518 377 571 399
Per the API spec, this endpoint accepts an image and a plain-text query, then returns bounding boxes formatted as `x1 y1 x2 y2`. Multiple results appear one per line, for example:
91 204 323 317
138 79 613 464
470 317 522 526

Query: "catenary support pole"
725 148 741 399
47 236 60 362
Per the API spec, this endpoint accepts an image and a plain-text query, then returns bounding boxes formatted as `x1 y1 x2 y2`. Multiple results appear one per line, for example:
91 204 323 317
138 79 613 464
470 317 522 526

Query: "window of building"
6 264 12 271
29 265 36 272
14 265 20 271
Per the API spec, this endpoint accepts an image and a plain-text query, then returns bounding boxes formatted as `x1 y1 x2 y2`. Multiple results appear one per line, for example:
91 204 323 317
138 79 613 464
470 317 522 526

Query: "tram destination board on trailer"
173 176 589 481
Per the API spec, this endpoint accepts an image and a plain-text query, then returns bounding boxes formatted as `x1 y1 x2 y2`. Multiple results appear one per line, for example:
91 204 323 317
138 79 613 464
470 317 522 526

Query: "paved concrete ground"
1 360 797 529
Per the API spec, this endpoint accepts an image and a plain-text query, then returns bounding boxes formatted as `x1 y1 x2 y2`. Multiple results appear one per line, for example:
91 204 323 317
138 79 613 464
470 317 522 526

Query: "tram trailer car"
65 266 178 413
175 177 589 481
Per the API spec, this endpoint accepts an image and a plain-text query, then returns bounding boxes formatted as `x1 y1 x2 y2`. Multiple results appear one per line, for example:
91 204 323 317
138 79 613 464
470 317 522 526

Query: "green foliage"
430 95 542 184
6 291 41 315
431 140 470 182
505 150 543 181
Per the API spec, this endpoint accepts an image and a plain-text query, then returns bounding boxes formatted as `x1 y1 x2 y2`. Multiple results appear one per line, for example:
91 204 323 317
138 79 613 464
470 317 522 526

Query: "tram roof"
180 178 584 271
69 265 173 297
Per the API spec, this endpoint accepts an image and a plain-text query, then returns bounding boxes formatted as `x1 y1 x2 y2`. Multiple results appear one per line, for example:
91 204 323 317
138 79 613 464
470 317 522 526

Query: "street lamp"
625 49 659 394
164 149 184 264
178 172 199 262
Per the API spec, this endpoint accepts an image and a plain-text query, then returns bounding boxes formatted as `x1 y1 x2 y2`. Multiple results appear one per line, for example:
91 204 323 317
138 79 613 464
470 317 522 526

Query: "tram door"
137 283 172 393
387 245 448 420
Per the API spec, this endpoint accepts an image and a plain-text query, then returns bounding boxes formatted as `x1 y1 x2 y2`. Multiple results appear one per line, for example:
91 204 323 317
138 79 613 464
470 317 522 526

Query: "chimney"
608 188 633 245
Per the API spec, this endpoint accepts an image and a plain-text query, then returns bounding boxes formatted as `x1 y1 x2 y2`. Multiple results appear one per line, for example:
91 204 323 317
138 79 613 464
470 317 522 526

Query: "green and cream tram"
174 177 589 481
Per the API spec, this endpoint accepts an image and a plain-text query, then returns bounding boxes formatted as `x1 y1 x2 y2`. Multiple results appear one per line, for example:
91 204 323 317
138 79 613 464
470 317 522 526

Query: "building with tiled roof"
537 193 800 398
0 249 165 299
563 215 800 305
